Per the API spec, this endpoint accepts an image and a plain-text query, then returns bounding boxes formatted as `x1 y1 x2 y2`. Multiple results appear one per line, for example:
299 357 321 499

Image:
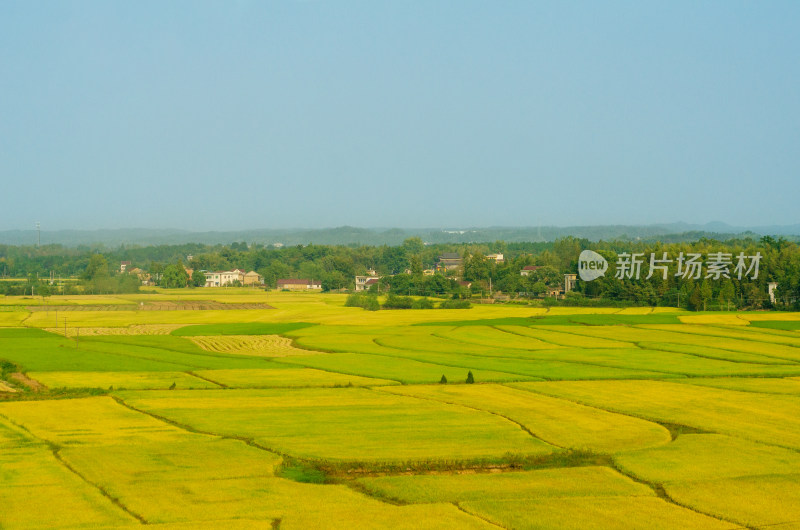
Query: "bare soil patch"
9 372 46 392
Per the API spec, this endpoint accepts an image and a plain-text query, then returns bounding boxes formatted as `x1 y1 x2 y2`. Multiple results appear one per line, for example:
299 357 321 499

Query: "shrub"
439 375 447 384
438 299 472 309
345 293 380 311
466 371 475 384
382 294 414 309
412 297 434 309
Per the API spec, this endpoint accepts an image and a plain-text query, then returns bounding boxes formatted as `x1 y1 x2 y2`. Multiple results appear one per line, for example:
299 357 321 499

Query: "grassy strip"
0 387 109 402
305 450 610 479
750 320 800 331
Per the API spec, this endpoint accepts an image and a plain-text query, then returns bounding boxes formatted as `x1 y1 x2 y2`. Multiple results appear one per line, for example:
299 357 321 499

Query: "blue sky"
1 1 798 230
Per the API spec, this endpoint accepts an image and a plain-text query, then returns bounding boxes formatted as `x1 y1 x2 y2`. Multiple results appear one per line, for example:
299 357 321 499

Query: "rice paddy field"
2 289 800 528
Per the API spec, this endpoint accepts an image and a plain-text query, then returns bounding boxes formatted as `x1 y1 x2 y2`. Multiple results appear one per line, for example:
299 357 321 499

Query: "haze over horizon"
2 2 798 231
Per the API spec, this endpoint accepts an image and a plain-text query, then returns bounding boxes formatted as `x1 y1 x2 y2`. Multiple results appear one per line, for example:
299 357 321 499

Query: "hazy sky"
1 1 798 231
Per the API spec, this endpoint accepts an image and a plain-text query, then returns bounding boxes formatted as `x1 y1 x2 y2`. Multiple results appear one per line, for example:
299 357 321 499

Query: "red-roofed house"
277 279 322 291
520 265 543 277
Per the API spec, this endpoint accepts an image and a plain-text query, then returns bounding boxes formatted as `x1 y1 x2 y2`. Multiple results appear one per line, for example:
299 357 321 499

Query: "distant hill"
0 223 798 247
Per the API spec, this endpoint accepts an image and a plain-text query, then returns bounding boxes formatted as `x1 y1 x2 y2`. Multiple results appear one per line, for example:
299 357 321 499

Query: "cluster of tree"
568 236 796 310
344 293 471 311
1 235 799 309
82 255 142 294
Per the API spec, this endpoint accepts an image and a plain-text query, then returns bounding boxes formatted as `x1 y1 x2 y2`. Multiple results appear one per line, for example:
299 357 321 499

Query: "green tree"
689 285 703 311
83 254 109 281
466 371 475 384
402 237 424 256
700 279 712 311
719 280 736 310
161 261 189 288
191 269 206 287
408 254 423 276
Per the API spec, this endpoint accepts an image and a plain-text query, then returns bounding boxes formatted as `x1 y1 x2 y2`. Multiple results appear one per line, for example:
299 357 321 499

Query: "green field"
1 291 799 528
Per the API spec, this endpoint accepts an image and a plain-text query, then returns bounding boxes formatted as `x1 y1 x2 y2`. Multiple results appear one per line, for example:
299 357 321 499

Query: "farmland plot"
510 380 800 450
358 467 734 530
190 334 318 357
3 293 800 528
382 383 671 452
116 387 554 461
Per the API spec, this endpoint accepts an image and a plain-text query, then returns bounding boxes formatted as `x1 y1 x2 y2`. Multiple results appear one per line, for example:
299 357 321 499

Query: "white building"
204 269 245 287
564 274 577 293
355 269 380 292
768 282 779 304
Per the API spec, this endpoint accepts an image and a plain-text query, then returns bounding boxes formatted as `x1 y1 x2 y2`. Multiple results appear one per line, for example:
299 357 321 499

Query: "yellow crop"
665 475 800 529
116 387 553 461
194 368 399 388
512 380 800 450
383 384 670 453
461 496 734 530
678 314 750 325
44 324 188 337
615 433 800 483
28 371 220 390
0 312 28 326
4 292 800 528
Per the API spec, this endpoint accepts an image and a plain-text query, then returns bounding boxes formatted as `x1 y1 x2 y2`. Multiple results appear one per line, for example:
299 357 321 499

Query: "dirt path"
0 380 18 393
9 372 46 392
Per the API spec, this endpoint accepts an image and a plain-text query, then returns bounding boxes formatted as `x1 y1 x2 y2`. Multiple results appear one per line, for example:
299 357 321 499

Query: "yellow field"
193 368 400 388
677 314 750 325
2 292 800 528
382 384 671 452
28 371 220 390
0 311 29 326
510 380 800 450
358 467 734 530
44 324 188 337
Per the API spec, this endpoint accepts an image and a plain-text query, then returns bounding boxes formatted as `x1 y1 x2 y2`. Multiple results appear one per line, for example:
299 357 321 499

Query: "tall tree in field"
700 279 713 311
161 261 189 288
191 269 206 287
719 280 736 310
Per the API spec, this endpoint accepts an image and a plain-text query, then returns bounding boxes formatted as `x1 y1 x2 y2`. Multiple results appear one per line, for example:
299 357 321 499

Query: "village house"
120 261 131 273
520 265 543 276
243 271 264 286
546 286 564 298
204 269 245 287
564 274 577 293
354 269 380 292
277 278 322 290
487 253 505 263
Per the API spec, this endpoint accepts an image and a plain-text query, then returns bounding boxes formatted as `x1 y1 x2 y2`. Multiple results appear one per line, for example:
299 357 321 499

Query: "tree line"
0 236 798 310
